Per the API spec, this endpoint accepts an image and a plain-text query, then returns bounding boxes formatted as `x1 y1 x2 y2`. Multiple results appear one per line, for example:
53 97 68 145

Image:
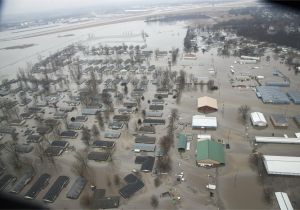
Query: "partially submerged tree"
150 195 159 209
238 104 250 122
81 126 92 147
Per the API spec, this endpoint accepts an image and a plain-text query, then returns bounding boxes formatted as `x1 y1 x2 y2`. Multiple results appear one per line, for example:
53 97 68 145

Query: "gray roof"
88 152 110 161
66 177 87 199
145 111 163 117
81 108 100 115
135 135 156 144
256 86 290 104
143 118 165 125
149 105 164 110
132 143 156 152
270 114 288 127
10 171 34 194
287 90 300 104
138 126 155 134
104 131 121 139
68 122 83 130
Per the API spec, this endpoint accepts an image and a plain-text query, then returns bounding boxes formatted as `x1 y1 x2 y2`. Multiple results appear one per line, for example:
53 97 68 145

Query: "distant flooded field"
0 20 187 79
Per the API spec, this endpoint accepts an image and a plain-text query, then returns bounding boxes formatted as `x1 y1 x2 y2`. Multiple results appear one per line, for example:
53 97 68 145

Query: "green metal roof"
196 140 225 164
177 134 187 150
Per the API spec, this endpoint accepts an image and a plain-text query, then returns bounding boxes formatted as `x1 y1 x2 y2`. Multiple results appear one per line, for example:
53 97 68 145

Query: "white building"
275 192 294 210
263 155 300 176
250 112 267 127
192 115 217 129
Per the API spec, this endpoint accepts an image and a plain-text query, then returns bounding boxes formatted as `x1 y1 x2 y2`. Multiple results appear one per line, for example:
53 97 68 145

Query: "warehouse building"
256 86 290 104
192 115 217 129
263 155 300 176
197 96 218 113
287 90 300 104
196 139 225 167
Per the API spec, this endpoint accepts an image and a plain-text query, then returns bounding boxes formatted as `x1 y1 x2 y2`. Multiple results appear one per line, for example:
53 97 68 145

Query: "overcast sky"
2 0 197 16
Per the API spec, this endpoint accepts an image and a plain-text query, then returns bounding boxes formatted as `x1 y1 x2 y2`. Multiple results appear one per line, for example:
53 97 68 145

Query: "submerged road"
2 0 256 41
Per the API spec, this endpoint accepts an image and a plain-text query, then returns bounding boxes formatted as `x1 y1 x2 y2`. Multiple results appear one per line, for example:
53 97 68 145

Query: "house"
270 114 288 127
0 175 16 191
74 115 88 122
81 108 100 115
119 174 144 199
196 139 225 167
145 111 163 118
135 136 156 144
44 119 60 127
123 102 137 108
149 105 164 111
197 96 218 113
24 173 51 200
138 126 155 134
92 189 120 209
60 131 78 138
42 176 69 203
66 177 87 199
135 156 155 172
118 107 133 114
151 99 164 105
104 131 121 139
53 112 67 119
45 146 65 156
143 118 165 126
51 140 69 149
36 126 52 135
88 152 110 161
113 115 130 122
192 115 217 129
109 121 124 130
92 140 115 149
177 134 187 152
132 143 156 152
68 122 83 130
250 112 267 127
10 171 34 194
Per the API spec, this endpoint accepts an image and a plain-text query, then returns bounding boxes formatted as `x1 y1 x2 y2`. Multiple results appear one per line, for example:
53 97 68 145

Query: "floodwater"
0 20 187 79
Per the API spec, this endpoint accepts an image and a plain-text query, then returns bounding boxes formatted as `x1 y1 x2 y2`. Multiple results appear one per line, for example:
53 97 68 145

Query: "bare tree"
96 112 105 129
72 151 89 177
81 126 92 147
238 104 250 122
154 177 161 187
92 124 100 138
150 195 159 209
156 154 172 173
113 174 120 186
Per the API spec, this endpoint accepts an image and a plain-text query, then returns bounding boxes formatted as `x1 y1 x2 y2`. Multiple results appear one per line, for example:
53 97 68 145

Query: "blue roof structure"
287 90 300 104
256 86 290 104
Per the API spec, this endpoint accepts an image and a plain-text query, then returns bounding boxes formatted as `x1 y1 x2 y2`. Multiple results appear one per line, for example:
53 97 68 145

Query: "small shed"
177 134 187 152
196 140 225 167
197 96 218 113
250 112 267 127
270 114 288 127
